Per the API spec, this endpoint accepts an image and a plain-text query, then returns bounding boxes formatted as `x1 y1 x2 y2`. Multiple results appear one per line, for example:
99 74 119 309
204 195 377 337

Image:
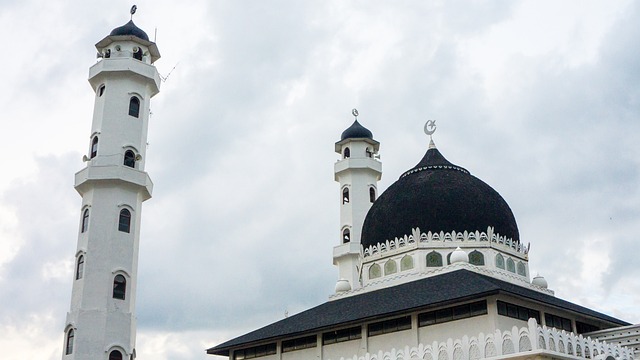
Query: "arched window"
118 209 131 233
342 229 350 243
426 251 443 267
517 261 527 276
90 136 98 158
128 97 140 118
369 264 381 279
123 150 136 168
65 329 74 354
495 254 505 269
81 208 89 233
384 260 397 275
98 84 105 97
506 258 516 273
369 187 376 203
133 47 143 61
447 252 453 265
400 255 414 271
109 350 123 360
343 147 350 159
469 250 485 266
366 147 373 157
76 255 84 280
342 188 349 204
113 275 126 300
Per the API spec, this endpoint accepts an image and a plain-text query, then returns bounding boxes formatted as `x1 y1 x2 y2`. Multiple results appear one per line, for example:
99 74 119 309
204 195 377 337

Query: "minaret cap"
95 7 161 63
335 109 379 152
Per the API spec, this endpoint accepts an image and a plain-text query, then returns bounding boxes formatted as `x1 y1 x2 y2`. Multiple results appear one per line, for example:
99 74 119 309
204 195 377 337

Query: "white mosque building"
206 116 640 360
60 11 640 360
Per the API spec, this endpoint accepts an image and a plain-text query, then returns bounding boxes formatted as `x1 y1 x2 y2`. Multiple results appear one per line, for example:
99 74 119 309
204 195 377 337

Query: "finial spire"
352 108 359 121
424 120 437 149
130 5 137 20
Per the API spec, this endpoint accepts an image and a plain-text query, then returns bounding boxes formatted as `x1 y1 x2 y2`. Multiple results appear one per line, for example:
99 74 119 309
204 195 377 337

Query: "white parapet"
331 318 635 360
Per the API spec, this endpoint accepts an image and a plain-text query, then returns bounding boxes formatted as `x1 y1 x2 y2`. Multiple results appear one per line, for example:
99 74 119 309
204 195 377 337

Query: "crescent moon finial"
130 5 137 20
424 120 437 136
352 108 359 120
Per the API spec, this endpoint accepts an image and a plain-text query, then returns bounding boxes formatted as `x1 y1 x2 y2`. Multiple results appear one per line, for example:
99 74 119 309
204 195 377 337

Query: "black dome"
341 120 373 140
361 146 519 249
110 20 150 41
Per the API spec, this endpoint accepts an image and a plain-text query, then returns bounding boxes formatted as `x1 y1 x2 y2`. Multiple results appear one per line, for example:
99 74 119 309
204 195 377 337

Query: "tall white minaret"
62 10 161 360
333 109 382 292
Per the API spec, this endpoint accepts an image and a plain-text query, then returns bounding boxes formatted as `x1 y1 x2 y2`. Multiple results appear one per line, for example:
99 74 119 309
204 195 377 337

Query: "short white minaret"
333 109 382 292
62 11 161 360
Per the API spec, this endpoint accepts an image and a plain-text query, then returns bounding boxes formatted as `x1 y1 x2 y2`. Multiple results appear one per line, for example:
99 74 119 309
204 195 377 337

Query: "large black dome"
110 20 150 41
361 145 519 249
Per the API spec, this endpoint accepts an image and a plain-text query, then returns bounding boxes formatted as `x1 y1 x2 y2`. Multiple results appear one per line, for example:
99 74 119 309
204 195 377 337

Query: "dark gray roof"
340 120 373 140
110 20 150 41
361 147 520 249
207 269 628 356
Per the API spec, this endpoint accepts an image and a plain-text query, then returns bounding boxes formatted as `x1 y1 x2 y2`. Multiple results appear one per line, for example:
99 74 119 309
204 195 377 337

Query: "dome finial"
130 5 137 20
352 108 359 120
424 120 437 149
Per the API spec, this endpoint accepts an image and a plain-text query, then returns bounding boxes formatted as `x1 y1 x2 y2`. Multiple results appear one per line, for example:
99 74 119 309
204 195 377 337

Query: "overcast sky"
1 1 639 359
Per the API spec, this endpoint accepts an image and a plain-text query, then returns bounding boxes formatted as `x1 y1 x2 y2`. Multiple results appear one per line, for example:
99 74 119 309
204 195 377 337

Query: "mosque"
60 11 639 360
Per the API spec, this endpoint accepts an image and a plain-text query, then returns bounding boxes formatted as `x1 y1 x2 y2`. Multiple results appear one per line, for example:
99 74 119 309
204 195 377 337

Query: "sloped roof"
207 269 628 356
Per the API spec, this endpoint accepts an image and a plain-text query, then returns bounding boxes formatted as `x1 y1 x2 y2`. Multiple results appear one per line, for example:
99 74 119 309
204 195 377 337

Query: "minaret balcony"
74 165 153 200
89 57 161 96
334 158 382 179
333 241 362 264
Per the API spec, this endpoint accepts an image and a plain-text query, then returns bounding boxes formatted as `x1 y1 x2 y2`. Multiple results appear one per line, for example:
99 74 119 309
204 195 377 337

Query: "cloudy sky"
1 0 639 359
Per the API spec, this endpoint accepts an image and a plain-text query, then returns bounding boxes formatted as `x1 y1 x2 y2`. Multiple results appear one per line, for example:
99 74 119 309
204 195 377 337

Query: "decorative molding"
364 227 528 258
330 318 634 360
329 262 554 301
401 164 469 178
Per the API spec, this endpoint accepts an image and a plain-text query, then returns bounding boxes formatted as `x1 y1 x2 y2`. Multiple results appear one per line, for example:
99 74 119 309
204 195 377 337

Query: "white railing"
363 226 528 258
333 318 634 360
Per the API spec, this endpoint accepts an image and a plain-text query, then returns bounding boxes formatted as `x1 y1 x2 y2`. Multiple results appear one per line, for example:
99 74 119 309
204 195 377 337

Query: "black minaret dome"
110 20 150 41
340 120 374 140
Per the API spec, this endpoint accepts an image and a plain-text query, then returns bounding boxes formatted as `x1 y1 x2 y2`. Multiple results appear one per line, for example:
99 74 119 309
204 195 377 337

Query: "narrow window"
76 255 84 280
517 261 526 276
342 229 350 243
133 47 143 61
129 97 140 118
384 259 397 275
104 49 111 58
469 250 485 266
400 255 414 271
343 147 350 159
118 209 131 233
426 251 443 267
113 275 126 300
81 208 89 233
369 264 381 279
90 136 98 159
369 187 376 203
98 84 105 97
366 147 372 157
65 329 74 354
123 150 135 168
342 188 349 204
506 258 516 273
109 350 123 360
495 254 505 269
